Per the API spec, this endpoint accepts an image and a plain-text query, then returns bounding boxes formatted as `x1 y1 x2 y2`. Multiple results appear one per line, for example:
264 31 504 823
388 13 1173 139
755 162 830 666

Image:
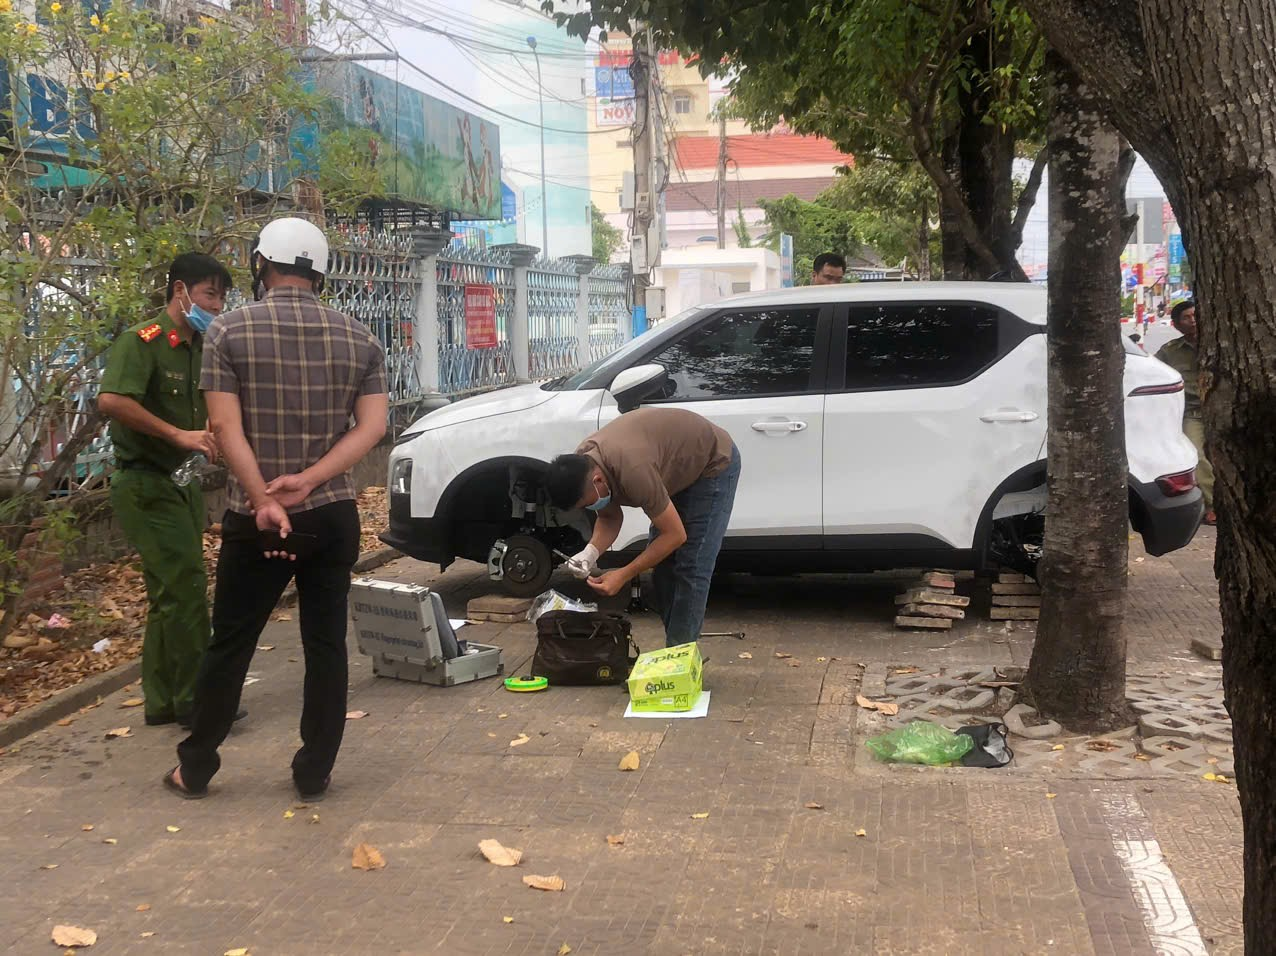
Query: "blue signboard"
780 233 794 287
595 66 635 100
1168 233 1185 265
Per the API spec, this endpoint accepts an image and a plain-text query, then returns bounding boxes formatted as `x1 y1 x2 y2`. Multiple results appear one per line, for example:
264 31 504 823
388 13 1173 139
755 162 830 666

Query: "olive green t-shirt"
578 407 734 518
1154 337 1201 417
99 313 206 473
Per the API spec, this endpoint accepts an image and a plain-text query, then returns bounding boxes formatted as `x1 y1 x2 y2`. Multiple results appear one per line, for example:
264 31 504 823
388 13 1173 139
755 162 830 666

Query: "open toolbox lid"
350 578 459 667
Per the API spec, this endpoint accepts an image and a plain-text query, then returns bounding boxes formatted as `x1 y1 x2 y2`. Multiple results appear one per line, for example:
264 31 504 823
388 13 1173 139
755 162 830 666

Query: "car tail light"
1156 469 1197 496
1130 381 1185 396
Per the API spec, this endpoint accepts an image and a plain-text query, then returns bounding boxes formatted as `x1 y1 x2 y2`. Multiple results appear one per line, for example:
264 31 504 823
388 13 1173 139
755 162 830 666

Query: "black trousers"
177 500 360 792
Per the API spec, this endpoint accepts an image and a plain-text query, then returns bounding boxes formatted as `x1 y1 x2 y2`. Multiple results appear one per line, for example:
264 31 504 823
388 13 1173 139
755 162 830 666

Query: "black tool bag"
532 611 638 686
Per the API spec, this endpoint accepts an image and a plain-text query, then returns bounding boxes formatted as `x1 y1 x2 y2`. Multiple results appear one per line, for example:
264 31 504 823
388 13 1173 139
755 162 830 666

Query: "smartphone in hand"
258 530 319 559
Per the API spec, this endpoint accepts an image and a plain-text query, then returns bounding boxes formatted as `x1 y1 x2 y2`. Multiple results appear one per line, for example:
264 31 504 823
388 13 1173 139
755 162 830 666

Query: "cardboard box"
627 642 703 712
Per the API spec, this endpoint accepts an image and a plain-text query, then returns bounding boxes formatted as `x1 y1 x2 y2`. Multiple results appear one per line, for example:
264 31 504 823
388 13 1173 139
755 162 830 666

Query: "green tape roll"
504 675 549 692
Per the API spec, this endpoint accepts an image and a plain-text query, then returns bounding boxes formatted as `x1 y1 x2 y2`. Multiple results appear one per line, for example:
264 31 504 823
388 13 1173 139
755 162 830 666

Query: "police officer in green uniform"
99 253 231 726
1154 300 1215 525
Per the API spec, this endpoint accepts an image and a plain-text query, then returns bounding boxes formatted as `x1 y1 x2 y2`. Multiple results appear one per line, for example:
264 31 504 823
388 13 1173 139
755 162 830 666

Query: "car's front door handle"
980 409 1040 423
751 420 808 433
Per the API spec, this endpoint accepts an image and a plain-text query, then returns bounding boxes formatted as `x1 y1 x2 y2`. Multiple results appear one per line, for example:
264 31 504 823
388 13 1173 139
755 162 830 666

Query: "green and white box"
627 643 703 712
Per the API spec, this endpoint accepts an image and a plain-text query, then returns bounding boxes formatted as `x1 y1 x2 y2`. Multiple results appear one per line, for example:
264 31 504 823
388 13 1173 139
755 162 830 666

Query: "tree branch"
1010 145 1049 248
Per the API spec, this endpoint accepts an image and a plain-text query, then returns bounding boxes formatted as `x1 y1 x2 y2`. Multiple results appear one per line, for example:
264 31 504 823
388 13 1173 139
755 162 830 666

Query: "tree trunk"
1022 50 1130 731
1022 1 1276 943
916 197 931 280
937 130 971 279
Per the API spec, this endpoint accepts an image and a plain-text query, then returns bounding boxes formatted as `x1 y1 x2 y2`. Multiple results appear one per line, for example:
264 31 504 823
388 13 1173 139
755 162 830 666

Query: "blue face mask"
586 479 611 512
183 300 217 333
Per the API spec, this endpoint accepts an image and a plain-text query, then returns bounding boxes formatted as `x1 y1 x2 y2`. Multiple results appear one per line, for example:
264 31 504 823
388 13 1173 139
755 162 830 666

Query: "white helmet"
253 217 330 275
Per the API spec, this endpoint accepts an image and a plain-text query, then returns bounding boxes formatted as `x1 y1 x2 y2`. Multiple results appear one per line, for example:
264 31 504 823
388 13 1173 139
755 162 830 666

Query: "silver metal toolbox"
350 578 504 686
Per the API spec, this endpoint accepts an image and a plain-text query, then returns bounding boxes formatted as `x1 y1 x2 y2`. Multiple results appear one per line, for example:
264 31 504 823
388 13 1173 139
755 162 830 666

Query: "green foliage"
0 1 371 622
756 194 860 285
590 202 623 264
820 159 939 277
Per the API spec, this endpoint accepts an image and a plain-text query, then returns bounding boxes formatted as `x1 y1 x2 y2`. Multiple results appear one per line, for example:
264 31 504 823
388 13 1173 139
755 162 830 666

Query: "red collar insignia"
137 323 162 343
168 330 181 348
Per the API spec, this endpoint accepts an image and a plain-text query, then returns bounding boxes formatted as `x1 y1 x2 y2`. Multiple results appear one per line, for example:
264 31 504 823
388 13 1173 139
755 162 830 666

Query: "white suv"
384 283 1203 595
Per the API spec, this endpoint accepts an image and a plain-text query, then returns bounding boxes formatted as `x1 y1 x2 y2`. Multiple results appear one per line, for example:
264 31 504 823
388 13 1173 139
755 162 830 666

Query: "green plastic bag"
865 720 974 766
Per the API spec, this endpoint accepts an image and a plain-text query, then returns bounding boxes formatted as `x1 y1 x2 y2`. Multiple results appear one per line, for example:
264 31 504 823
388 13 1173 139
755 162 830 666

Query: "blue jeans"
648 445 742 647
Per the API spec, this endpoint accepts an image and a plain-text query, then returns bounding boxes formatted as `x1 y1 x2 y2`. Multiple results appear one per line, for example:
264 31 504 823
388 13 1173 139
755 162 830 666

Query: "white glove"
565 544 600 580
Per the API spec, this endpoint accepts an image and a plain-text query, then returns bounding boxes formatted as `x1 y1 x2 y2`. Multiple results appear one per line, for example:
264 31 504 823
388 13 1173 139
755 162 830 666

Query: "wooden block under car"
466 595 534 623
997 572 1035 584
991 582 1042 596
895 589 971 608
917 571 957 589
991 594 1042 608
1190 637 1223 661
990 607 1041 621
899 603 965 620
895 615 954 630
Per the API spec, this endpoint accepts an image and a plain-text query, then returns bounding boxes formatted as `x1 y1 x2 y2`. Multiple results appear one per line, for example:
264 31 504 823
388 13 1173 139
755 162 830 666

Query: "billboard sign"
595 65 635 100
306 63 502 220
780 233 794 287
596 98 637 127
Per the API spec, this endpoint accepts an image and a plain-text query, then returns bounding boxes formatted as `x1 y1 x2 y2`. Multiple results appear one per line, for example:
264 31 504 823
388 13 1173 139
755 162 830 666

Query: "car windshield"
542 306 706 390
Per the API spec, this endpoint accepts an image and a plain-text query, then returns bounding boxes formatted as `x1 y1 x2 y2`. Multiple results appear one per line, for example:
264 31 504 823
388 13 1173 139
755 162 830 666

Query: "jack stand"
627 579 648 613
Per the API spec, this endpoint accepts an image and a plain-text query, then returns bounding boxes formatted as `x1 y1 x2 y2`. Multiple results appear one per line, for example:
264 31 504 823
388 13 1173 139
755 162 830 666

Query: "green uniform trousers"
1183 416 1214 511
111 469 210 721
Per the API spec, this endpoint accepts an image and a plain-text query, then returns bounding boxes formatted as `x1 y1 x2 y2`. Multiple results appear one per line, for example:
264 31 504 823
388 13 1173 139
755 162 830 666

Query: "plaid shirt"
201 286 387 515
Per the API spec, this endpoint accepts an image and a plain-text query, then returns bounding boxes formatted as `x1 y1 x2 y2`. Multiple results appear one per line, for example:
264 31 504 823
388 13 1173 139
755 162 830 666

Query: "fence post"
410 227 453 397
495 243 539 384
566 255 596 370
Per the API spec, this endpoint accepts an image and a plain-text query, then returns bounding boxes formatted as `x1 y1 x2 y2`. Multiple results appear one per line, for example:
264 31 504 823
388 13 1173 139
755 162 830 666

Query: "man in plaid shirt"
167 218 387 801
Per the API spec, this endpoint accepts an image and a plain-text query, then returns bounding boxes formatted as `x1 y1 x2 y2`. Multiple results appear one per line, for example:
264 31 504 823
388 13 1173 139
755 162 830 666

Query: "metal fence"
588 264 628 362
326 224 423 432
528 257 580 382
436 246 517 397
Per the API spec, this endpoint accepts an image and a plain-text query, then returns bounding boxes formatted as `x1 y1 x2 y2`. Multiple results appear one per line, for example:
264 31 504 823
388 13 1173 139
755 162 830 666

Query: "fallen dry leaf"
224 949 250 956
775 652 792 659
352 843 386 870
104 727 132 739
1046 792 1058 799
120 698 144 708
51 925 97 947
345 710 368 720
817 656 827 662
803 802 825 811
522 874 566 892
283 810 295 820
617 751 640 772
140 932 155 938
41 864 58 870
892 666 919 675
498 713 509 719
738 652 753 660
854 695 900 717
558 945 572 955
690 812 709 820
135 904 150 912
310 814 320 824
165 826 180 833
509 734 530 748
854 828 867 838
80 824 94 832
606 834 625 846
487 732 497 738
288 657 299 663
1051 744 1065 751
787 659 801 667
478 839 523 867
272 613 292 622
257 645 275 652
57 717 74 727
502 916 514 924
102 838 117 845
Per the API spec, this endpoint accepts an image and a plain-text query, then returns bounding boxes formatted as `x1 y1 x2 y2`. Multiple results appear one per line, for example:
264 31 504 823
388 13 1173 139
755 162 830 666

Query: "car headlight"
390 457 412 495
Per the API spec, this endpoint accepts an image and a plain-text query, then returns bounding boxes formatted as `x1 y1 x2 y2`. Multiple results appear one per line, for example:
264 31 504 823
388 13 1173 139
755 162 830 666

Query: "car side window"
648 307 820 399
845 303 1001 389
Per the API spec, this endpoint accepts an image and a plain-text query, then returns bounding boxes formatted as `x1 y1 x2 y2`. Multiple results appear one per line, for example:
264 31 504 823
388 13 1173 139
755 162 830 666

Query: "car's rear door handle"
980 409 1039 423
751 420 808 433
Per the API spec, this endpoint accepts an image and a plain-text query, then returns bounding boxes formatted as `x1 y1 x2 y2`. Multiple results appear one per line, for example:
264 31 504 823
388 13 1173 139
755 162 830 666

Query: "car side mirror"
609 363 669 413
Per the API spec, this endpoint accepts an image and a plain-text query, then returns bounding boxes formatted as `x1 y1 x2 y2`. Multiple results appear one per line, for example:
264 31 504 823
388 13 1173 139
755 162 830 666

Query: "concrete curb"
0 546 405 749
0 658 142 750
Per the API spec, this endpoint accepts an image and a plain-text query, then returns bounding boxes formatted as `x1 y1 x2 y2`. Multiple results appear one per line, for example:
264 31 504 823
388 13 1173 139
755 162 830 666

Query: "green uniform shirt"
99 312 206 472
1154 337 1201 417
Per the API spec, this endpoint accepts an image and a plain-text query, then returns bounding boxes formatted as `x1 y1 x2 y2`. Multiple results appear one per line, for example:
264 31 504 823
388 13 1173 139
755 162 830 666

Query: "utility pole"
716 113 727 249
527 36 549 258
629 28 660 326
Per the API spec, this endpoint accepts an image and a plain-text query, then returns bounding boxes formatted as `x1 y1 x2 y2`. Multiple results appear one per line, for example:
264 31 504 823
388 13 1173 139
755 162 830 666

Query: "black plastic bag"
956 723 1014 768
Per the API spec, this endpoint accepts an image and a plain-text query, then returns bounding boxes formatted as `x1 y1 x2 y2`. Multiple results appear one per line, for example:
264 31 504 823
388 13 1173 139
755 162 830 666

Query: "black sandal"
163 767 207 800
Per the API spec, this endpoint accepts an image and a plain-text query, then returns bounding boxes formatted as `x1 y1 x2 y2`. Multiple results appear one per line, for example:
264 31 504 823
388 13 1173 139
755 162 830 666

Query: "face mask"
180 290 217 333
586 478 611 512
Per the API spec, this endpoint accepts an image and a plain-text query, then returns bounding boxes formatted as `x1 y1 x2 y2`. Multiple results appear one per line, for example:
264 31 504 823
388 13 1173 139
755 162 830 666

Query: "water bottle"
171 452 207 487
